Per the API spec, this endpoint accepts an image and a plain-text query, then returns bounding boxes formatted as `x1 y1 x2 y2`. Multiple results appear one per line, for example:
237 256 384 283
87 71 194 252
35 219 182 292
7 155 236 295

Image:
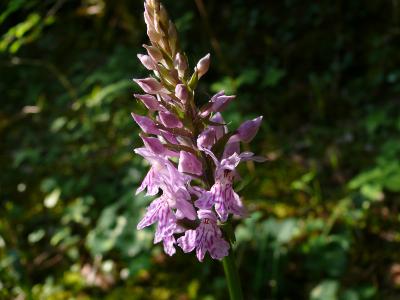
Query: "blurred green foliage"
1 0 400 299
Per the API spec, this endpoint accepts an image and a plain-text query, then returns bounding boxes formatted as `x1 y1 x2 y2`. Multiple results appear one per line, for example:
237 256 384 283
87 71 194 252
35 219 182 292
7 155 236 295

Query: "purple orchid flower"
134 146 188 196
137 180 196 256
133 0 264 262
177 209 229 261
158 235 177 256
200 91 235 117
197 113 227 150
137 195 177 256
195 151 247 222
195 148 265 222
137 195 176 237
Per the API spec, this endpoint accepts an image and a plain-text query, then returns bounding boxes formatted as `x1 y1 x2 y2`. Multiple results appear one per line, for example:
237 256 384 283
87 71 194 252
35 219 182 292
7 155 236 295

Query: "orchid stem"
222 246 243 300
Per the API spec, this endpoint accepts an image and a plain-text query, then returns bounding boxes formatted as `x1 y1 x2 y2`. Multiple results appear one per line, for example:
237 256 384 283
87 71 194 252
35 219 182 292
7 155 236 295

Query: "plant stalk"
222 247 244 300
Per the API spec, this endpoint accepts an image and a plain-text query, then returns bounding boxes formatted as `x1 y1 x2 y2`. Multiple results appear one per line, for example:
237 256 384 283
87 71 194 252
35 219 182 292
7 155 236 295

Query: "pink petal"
237 116 263 143
209 238 230 260
194 191 214 210
140 135 165 155
143 44 163 62
154 205 176 242
162 236 176 256
174 52 187 77
131 113 160 135
134 94 164 111
196 244 207 262
137 198 163 230
197 127 216 149
210 113 227 140
209 91 235 113
196 53 210 78
159 111 182 128
177 229 197 253
176 197 196 220
136 167 159 196
222 139 240 159
178 151 203 176
175 84 188 102
137 54 157 70
134 78 166 94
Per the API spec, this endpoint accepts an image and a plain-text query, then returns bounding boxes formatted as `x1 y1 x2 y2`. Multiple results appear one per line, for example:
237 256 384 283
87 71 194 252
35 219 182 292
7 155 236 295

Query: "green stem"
222 247 244 300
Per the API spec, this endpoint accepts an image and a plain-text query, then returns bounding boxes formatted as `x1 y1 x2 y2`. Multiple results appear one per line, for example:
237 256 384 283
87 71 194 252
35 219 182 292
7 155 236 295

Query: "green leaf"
187 70 198 90
0 0 26 24
44 189 61 208
28 229 45 244
384 171 400 192
311 280 339 300
262 67 286 87
360 184 384 201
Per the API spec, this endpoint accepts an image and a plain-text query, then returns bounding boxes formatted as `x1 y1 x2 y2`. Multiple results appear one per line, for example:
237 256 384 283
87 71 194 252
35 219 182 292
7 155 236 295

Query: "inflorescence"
133 0 264 261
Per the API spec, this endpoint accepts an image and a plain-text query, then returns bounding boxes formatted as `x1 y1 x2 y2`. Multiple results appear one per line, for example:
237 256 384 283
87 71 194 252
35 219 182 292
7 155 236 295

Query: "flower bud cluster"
133 0 264 261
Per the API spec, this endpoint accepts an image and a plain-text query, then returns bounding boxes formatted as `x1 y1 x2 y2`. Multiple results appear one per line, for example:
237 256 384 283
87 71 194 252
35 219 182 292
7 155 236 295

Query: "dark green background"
1 0 400 299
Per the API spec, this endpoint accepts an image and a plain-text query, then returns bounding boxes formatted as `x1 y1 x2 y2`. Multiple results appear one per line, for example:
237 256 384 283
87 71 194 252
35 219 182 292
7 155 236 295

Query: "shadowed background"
1 0 400 299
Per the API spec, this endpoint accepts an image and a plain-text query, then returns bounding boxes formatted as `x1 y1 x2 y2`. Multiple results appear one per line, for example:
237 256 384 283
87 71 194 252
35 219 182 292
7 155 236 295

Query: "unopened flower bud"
145 0 156 8
167 69 179 86
237 116 263 143
134 77 166 94
168 21 178 55
153 7 162 34
159 111 182 128
137 54 157 70
196 53 210 78
175 84 188 102
152 0 160 14
143 44 163 62
147 29 163 43
134 94 164 111
200 91 235 117
174 53 187 78
140 134 165 155
157 38 169 54
210 112 227 140
159 4 169 29
210 91 235 112
144 10 153 29
143 4 157 33
161 131 178 144
131 113 160 135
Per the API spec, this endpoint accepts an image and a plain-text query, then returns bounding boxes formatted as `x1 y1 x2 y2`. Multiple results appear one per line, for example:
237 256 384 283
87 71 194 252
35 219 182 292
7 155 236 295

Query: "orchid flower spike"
132 0 265 262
